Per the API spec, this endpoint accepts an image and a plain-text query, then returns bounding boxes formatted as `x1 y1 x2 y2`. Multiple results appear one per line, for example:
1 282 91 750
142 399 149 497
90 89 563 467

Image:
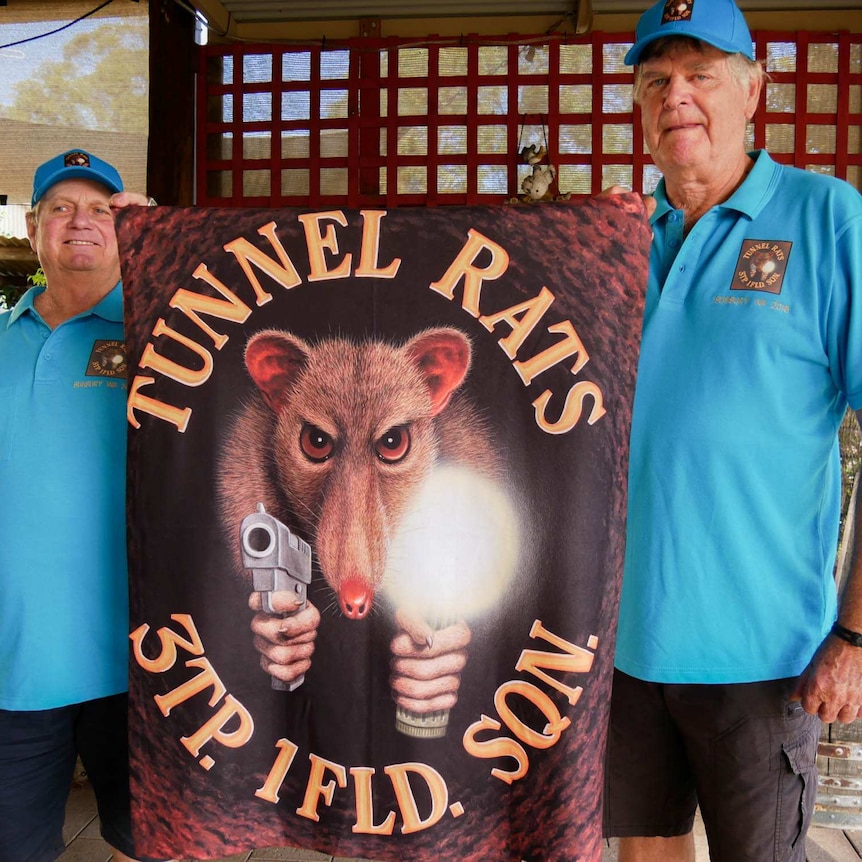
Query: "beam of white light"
383 464 520 622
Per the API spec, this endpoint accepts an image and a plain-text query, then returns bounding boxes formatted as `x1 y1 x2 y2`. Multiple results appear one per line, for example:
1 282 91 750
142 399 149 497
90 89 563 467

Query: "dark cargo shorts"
603 669 821 862
0 693 162 862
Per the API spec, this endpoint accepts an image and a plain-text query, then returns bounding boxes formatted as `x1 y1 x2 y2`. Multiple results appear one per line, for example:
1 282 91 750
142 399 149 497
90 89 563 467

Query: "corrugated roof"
1 205 29 239
0 236 38 287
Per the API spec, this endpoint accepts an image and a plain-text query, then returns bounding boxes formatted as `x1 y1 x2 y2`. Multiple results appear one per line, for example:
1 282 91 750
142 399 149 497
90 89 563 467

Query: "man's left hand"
793 633 862 723
110 191 152 210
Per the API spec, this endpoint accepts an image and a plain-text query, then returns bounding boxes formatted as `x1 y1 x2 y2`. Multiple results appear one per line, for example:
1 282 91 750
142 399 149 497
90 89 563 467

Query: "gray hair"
632 36 766 104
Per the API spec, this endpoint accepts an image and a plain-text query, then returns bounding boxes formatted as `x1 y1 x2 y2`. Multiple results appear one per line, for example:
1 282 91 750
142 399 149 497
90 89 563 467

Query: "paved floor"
60 770 862 862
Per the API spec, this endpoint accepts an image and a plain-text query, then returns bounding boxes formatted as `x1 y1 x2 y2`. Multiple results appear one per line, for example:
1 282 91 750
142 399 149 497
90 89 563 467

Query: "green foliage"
0 283 26 310
5 19 148 133
840 409 862 527
0 270 42 311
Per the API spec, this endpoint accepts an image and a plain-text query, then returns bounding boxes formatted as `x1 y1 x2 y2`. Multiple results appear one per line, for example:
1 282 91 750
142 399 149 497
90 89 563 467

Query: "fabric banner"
117 197 649 862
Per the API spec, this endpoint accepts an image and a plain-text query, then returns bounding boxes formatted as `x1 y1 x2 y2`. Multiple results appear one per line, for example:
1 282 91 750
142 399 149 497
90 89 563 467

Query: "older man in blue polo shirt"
603 1 862 860
0 151 160 862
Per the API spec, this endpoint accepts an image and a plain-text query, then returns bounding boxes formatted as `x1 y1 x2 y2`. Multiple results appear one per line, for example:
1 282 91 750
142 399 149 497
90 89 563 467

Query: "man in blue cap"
603 1 862 860
0 150 164 862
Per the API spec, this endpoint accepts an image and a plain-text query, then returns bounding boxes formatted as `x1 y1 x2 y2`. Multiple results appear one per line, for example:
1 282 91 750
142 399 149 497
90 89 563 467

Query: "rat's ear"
404 328 472 415
245 330 311 413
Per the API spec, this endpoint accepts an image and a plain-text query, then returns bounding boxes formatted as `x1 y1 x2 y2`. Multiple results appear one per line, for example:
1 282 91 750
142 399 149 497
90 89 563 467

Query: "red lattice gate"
197 29 862 208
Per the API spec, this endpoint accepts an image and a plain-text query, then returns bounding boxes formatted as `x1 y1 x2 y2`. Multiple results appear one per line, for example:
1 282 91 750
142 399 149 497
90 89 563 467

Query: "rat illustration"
217 326 501 621
748 248 778 282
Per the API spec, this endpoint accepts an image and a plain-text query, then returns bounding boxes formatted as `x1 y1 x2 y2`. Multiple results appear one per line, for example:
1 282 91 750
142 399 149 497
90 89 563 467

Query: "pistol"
240 502 312 691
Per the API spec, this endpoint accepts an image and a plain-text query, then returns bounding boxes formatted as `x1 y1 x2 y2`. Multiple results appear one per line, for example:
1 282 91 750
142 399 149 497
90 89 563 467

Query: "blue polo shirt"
616 151 862 684
0 284 129 710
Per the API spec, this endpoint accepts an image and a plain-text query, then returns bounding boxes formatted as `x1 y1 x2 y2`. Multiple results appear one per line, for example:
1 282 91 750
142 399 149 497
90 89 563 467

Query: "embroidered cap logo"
662 0 694 23
63 151 91 169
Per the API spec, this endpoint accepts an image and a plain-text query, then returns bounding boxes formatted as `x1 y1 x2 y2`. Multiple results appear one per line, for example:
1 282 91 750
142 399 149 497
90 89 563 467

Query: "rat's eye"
375 425 410 463
300 424 334 462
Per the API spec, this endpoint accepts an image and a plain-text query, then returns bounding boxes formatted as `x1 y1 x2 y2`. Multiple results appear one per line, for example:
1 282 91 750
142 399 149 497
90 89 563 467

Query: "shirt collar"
649 150 777 225
7 286 40 326
7 281 122 327
95 281 124 322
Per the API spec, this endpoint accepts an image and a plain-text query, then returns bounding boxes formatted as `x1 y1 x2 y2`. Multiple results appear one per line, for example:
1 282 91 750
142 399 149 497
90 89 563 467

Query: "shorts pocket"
775 719 818 862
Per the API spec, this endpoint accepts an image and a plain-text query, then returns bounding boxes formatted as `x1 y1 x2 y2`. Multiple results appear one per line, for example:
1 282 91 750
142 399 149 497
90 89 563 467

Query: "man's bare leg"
618 833 696 862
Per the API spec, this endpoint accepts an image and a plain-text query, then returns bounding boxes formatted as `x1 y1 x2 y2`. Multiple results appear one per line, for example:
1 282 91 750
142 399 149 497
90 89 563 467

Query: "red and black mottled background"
116 197 650 862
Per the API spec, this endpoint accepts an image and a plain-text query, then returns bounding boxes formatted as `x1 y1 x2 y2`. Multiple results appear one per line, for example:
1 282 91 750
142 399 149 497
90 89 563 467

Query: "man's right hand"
599 185 657 218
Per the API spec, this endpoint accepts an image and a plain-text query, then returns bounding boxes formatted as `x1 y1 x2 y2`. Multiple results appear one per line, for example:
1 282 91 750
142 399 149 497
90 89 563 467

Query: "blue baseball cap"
625 0 754 66
31 149 123 206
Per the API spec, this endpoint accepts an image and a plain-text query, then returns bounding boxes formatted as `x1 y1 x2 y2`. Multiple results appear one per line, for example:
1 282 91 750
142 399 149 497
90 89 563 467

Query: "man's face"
637 42 760 180
27 178 120 283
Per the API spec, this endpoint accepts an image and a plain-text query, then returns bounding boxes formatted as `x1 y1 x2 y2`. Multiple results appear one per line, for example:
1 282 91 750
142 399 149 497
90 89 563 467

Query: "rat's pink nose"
339 580 372 620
